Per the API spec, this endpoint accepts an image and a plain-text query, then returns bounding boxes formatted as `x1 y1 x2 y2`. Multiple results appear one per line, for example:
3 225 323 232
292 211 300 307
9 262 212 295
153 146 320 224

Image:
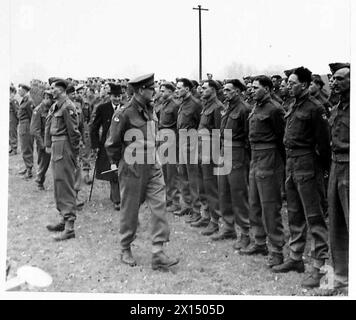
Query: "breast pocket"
227 112 240 132
255 114 270 134
338 116 350 142
293 111 311 133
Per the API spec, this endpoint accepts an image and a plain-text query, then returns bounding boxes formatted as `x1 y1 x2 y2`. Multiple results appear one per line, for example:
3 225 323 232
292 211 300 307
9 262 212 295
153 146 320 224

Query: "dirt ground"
6 152 344 296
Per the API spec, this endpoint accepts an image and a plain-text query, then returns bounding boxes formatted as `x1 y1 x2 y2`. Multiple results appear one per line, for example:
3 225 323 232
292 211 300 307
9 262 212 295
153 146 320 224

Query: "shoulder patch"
113 116 120 122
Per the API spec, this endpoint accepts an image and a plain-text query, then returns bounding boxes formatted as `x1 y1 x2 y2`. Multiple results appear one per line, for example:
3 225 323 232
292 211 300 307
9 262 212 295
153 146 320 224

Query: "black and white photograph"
1 0 354 300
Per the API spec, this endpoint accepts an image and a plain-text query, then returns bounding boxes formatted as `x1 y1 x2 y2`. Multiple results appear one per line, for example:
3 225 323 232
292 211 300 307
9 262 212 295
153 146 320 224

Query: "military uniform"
243 95 285 261
105 96 169 251
157 95 180 209
214 95 250 239
176 94 202 216
45 96 81 227
195 96 223 227
276 91 330 270
328 93 349 289
18 94 34 176
30 101 51 188
9 98 19 154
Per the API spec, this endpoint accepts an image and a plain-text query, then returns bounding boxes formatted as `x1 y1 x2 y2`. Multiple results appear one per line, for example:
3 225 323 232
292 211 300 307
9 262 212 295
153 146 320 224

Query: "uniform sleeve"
105 112 127 164
62 104 81 156
89 105 102 149
313 105 331 171
44 108 54 148
30 107 44 149
194 101 202 129
214 104 222 129
25 100 33 120
271 107 286 161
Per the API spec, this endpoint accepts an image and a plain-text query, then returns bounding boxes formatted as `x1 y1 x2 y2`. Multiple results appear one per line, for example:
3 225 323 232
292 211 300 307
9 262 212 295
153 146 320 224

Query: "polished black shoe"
191 217 210 228
201 222 219 236
211 230 237 241
46 221 65 232
185 211 201 224
233 234 250 250
239 244 268 256
114 202 120 211
267 253 284 268
272 258 305 273
121 248 137 267
174 207 191 217
152 251 179 271
301 267 323 288
37 183 45 191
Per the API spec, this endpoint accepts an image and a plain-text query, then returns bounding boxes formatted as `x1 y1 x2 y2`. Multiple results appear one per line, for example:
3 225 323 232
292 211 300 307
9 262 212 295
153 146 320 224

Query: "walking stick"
88 150 98 201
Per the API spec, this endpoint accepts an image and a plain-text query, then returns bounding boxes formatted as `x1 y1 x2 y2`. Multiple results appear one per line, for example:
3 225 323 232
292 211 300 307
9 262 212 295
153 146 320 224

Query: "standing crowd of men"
9 62 349 292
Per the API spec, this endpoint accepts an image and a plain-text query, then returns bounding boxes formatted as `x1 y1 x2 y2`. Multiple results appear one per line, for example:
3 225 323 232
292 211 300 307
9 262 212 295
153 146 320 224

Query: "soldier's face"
280 80 288 97
18 87 25 97
223 83 237 101
308 81 319 95
287 74 304 98
331 68 350 95
52 84 62 99
251 80 267 102
201 82 213 100
140 86 155 103
271 78 280 89
161 86 172 100
176 82 189 98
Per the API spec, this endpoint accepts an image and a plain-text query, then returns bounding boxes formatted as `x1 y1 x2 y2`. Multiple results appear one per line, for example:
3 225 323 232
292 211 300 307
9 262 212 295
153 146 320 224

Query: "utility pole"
193 5 209 82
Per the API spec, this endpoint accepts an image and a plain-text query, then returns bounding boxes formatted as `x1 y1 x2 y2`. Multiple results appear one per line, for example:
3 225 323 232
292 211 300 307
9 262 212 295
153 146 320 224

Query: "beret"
66 85 75 94
129 73 155 89
161 81 176 92
329 62 350 74
19 83 31 91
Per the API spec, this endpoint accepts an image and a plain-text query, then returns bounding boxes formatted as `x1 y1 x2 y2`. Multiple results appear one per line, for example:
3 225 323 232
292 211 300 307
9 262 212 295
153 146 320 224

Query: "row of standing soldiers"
9 63 349 285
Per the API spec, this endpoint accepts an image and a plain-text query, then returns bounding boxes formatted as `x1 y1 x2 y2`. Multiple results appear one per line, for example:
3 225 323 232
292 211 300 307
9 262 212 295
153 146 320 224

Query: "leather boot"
201 221 219 236
239 243 268 256
121 248 137 266
53 220 75 241
211 229 237 241
174 207 191 217
233 233 250 250
46 218 65 232
152 251 179 271
272 258 305 273
191 217 210 228
185 211 201 224
301 267 323 288
23 168 33 180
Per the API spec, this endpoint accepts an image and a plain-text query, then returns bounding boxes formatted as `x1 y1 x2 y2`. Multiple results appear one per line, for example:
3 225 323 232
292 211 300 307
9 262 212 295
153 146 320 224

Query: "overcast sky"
9 0 351 83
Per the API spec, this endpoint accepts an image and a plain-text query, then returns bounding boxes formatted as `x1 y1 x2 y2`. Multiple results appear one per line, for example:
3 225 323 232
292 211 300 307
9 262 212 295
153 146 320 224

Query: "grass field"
6 152 344 296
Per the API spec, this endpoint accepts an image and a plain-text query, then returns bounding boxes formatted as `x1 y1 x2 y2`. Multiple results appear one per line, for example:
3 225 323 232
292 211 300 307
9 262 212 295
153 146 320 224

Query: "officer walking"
327 62 350 293
17 83 34 179
272 67 330 289
30 90 53 190
9 86 19 156
45 78 81 241
105 73 179 270
239 75 285 267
